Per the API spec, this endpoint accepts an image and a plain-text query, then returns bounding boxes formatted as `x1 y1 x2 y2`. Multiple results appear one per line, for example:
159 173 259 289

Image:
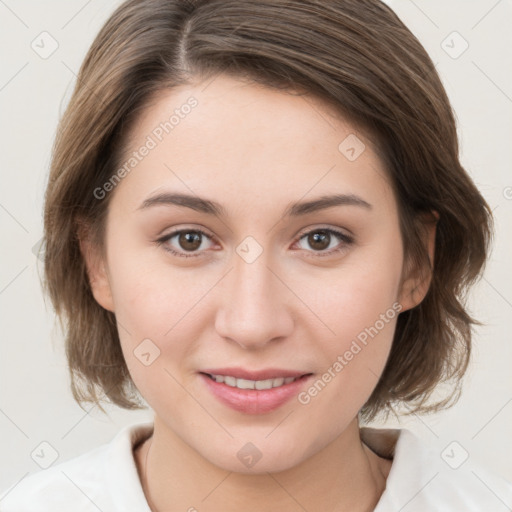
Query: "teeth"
210 374 299 390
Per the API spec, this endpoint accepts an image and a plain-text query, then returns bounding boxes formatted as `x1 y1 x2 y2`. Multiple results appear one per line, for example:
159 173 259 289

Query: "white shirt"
1 421 511 511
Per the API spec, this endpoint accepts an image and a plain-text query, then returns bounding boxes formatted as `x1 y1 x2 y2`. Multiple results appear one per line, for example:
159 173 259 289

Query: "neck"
135 417 392 512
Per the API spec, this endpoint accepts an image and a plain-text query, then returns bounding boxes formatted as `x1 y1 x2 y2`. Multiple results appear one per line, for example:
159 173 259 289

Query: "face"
84 74 432 474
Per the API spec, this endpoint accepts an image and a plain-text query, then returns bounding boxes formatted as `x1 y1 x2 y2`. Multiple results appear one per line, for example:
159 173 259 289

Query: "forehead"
112 74 395 217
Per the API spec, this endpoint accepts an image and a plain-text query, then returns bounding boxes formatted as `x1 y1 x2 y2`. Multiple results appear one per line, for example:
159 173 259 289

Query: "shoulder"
0 442 111 511
365 427 512 512
0 421 154 512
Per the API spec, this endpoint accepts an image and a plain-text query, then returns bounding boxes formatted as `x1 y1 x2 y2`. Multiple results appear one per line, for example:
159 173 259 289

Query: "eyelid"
295 223 352 239
155 224 354 258
293 226 354 258
155 226 217 258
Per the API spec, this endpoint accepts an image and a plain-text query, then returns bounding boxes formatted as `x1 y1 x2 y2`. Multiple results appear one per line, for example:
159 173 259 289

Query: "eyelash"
155 227 354 259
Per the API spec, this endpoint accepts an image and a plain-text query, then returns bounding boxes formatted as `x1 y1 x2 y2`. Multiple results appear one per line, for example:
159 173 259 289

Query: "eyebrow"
137 192 372 217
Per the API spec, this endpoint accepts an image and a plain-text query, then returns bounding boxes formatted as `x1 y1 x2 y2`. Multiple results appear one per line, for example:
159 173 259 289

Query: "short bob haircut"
42 0 493 423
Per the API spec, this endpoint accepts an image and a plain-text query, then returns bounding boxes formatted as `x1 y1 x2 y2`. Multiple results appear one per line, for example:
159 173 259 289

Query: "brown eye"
156 229 214 258
178 231 202 252
295 228 354 257
307 230 331 251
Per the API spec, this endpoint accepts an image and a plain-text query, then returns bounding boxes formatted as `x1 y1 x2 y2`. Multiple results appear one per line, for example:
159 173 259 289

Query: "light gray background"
1 0 511 493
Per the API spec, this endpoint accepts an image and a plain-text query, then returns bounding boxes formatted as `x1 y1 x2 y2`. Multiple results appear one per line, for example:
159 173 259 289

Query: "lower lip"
199 373 313 414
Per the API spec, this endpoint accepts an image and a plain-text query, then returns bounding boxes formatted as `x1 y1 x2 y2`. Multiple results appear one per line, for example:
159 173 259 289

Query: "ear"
77 223 115 313
398 210 439 312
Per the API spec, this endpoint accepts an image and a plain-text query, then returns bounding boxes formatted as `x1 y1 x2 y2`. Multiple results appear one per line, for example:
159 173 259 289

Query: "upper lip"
200 367 313 381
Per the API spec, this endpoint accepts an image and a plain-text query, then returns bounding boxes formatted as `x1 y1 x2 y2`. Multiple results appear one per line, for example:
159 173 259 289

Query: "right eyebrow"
138 192 225 217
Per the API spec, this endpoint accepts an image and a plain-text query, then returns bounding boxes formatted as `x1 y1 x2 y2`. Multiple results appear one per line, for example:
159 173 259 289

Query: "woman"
1 0 511 510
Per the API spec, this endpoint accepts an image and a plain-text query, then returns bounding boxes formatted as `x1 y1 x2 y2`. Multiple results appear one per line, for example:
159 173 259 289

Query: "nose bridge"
214 242 293 349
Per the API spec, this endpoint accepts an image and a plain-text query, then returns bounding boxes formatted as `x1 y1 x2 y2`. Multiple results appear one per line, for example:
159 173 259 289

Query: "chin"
214 452 303 475
198 435 313 475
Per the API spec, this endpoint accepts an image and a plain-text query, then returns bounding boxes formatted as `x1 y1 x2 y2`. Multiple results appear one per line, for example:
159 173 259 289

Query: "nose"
214 248 294 351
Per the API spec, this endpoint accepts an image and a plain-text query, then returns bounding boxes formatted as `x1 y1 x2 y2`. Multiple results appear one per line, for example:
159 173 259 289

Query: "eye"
156 228 215 258
294 228 354 257
155 226 354 259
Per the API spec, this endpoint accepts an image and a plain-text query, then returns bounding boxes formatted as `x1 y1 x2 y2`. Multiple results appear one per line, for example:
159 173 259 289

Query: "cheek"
111 268 197 411
309 239 402 339
107 231 188 335
105 245 195 383
304 236 402 396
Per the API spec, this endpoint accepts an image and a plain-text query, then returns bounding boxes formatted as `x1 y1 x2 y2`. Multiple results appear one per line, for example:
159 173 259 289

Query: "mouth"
200 372 311 390
198 369 314 414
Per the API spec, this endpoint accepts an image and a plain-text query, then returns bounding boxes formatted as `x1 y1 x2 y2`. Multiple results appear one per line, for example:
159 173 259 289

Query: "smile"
205 373 300 390
199 372 314 414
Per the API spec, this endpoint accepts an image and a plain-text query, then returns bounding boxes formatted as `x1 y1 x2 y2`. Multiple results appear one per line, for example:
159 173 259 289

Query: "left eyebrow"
284 193 372 216
137 192 372 218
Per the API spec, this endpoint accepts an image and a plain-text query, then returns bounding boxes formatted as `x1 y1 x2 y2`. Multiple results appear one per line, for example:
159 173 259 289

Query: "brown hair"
42 0 493 422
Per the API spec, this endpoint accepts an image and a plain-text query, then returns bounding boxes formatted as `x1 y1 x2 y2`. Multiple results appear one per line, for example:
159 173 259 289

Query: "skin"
81 74 436 511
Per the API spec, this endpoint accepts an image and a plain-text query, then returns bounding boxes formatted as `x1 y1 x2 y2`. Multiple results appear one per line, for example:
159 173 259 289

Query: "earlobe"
398 211 439 312
78 227 115 313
